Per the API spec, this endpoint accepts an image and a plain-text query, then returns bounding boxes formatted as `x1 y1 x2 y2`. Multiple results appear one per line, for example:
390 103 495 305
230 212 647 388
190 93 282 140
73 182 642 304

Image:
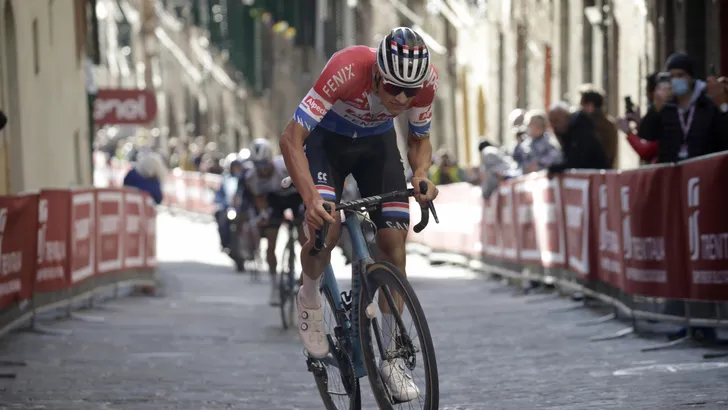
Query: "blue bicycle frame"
319 211 374 378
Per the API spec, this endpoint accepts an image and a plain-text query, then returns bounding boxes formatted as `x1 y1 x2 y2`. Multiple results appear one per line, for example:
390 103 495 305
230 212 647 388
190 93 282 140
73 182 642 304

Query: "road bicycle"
279 209 303 329
282 177 440 410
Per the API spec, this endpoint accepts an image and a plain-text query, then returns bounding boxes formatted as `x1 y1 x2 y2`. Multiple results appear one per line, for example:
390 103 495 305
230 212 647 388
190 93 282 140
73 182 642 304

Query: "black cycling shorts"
304 126 410 231
265 193 304 228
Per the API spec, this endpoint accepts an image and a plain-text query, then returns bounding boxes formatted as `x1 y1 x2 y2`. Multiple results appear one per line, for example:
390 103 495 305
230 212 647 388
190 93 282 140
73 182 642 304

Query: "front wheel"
358 261 439 409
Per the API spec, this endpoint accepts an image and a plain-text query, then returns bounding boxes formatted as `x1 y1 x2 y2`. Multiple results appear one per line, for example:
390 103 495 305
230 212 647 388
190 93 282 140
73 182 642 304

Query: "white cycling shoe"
296 289 329 358
380 358 420 403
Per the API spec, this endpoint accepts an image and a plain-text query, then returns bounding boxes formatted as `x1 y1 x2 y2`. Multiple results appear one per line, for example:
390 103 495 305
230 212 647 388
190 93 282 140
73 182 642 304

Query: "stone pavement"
1 214 728 409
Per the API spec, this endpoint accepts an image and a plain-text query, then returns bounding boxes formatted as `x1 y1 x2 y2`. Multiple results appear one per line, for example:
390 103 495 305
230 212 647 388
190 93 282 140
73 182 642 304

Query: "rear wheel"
310 286 361 410
358 261 439 410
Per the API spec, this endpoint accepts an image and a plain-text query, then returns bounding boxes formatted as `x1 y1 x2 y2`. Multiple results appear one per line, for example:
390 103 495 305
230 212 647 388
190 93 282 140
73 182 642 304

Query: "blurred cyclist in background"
243 139 306 306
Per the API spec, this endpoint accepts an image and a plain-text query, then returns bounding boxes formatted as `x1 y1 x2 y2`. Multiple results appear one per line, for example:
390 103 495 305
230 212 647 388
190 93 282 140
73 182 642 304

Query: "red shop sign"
144 195 157 268
123 190 145 270
35 190 70 293
0 194 38 309
96 190 124 274
680 153 728 300
497 181 518 262
70 191 96 284
620 166 688 299
560 173 594 279
93 88 158 125
591 172 625 289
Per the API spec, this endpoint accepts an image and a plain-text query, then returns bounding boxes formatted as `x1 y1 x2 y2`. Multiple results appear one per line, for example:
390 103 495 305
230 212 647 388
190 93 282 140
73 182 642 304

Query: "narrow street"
1 213 727 409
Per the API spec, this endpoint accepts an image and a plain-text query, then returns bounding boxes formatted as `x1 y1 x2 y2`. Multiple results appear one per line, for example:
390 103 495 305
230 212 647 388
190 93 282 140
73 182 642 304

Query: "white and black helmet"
377 27 431 88
250 138 273 162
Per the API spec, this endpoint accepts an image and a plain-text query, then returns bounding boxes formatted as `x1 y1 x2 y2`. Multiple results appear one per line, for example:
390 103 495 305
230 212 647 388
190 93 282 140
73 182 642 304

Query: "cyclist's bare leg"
264 225 281 279
375 228 407 349
298 221 341 307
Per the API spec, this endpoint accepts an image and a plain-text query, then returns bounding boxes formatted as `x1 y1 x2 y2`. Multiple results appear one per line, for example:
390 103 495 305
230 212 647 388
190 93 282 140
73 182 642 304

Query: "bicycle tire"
279 241 296 330
312 287 361 410
358 261 439 409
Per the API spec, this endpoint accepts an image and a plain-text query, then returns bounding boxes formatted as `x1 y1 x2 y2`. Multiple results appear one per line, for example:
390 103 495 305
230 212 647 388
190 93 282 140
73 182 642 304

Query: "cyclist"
279 27 439 402
243 138 306 305
215 154 244 250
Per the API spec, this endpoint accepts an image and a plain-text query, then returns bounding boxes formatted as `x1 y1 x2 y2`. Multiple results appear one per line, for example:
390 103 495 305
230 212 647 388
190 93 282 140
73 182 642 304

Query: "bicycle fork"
320 263 368 378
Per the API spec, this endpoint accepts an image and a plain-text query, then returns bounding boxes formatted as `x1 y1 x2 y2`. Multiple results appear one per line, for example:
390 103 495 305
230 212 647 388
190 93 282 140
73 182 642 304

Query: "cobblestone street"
1 214 728 409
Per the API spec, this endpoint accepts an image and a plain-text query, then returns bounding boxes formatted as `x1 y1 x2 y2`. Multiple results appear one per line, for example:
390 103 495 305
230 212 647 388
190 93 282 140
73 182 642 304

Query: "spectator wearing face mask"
618 72 660 164
579 85 619 168
638 52 728 162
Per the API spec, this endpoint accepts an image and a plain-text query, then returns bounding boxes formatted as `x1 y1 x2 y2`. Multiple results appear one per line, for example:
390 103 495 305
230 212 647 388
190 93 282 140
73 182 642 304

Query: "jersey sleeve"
407 65 439 138
293 49 358 131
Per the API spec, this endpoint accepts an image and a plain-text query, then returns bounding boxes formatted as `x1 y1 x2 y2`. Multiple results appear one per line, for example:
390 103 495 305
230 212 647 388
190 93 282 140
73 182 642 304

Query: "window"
32 19 39 74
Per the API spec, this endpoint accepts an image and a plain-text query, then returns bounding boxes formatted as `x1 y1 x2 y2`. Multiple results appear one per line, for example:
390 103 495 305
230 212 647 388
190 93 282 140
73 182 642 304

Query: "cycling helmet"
377 27 431 88
249 138 273 162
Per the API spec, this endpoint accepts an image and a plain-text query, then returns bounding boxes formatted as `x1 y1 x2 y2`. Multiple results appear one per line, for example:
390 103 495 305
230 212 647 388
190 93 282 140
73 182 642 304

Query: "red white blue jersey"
293 46 439 138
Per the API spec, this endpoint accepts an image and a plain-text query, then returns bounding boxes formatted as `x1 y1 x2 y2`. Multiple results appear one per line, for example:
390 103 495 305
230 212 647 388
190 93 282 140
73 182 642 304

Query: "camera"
657 72 671 83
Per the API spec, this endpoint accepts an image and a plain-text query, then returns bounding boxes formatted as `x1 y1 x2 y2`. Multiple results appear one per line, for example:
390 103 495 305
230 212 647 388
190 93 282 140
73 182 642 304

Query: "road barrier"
0 187 157 339
407 151 728 347
97 152 728 346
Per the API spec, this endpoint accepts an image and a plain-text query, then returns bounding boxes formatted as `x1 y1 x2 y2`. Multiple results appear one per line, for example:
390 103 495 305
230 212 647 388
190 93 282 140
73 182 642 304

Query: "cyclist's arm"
407 132 433 179
280 121 316 203
280 48 356 203
406 67 438 179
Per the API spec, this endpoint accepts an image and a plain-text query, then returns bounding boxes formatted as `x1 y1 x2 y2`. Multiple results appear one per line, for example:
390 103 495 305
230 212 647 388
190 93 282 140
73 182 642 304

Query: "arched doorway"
2 2 22 194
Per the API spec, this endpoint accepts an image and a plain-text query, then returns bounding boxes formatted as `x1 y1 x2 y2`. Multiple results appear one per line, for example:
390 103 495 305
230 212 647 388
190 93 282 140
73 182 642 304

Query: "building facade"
0 0 93 194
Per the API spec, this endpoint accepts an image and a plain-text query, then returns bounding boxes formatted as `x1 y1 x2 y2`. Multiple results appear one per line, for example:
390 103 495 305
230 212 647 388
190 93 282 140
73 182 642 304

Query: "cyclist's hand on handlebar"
305 197 337 229
411 176 438 204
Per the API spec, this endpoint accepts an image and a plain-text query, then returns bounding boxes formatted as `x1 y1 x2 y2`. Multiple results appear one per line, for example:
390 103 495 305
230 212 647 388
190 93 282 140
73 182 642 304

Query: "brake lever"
428 200 439 224
309 203 332 256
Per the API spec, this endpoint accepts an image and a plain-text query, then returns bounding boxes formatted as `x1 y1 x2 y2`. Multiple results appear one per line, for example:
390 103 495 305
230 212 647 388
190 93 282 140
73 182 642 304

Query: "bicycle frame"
319 210 374 378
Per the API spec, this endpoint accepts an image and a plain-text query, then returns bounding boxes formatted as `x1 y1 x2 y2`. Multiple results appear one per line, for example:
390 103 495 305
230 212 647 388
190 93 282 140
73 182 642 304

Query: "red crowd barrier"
410 151 728 326
0 187 157 338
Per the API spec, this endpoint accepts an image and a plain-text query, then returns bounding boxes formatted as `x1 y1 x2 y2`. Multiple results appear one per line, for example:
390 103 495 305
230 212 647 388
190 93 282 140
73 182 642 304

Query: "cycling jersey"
244 155 297 197
293 45 439 138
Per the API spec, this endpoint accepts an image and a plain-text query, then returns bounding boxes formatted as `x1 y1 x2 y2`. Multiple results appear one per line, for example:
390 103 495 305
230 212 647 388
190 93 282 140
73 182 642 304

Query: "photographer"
618 73 660 164
638 52 727 163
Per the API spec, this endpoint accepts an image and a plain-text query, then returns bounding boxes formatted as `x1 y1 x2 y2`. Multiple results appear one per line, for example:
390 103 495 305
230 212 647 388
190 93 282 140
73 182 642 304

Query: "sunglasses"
254 160 271 168
378 75 422 98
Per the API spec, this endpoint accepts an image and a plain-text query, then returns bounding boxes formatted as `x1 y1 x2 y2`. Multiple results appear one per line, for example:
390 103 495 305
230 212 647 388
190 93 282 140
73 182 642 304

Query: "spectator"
123 152 166 204
638 52 727 162
478 136 492 152
479 145 520 200
520 109 563 173
547 102 610 173
619 72 660 164
0 109 6 131
706 74 728 130
503 109 528 168
428 147 467 185
579 84 619 167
